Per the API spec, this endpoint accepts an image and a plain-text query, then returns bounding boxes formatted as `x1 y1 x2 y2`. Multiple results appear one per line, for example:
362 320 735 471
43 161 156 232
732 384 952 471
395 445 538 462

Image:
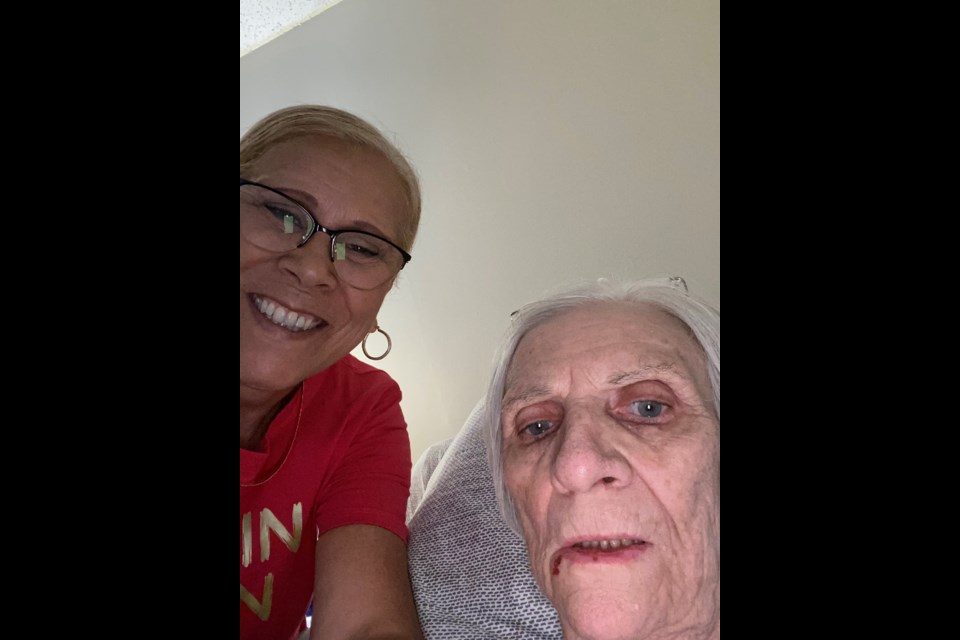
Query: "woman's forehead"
506 302 709 393
250 136 408 240
519 303 696 360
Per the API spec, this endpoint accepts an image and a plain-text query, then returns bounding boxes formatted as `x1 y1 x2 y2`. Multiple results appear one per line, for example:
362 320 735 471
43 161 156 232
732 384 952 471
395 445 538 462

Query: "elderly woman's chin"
540 568 720 640
551 585 648 640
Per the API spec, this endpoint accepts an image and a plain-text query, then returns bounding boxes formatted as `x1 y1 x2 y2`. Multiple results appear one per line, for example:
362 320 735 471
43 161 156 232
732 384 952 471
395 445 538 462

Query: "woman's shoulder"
304 354 401 403
337 353 394 378
308 354 396 383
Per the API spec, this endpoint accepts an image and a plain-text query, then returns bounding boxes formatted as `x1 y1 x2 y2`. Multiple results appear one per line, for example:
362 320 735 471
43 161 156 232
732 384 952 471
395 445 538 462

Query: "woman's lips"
552 539 651 575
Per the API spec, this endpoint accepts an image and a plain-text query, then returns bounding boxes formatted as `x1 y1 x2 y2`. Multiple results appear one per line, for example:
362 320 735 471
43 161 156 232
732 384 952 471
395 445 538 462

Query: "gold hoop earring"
362 326 392 360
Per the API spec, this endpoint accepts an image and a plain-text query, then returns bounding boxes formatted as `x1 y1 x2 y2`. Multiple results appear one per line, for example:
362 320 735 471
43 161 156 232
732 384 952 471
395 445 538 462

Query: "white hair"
482 278 720 533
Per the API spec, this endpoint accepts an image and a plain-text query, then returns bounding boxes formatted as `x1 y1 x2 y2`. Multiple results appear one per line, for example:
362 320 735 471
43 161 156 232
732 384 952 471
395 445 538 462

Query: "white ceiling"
240 0 345 57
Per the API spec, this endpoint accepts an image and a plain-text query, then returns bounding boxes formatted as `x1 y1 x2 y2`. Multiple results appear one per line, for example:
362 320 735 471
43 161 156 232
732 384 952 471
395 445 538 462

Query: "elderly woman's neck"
560 611 719 640
239 384 298 451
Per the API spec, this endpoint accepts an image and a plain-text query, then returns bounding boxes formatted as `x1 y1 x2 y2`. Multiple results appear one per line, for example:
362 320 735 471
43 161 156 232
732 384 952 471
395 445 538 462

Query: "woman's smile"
252 294 325 332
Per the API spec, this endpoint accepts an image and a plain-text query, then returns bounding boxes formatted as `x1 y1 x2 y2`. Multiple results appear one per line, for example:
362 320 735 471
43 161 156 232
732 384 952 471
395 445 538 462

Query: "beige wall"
240 0 720 463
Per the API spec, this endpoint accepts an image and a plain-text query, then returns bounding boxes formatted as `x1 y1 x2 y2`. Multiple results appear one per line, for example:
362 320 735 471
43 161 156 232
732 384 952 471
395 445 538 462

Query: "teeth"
253 296 321 333
574 538 645 550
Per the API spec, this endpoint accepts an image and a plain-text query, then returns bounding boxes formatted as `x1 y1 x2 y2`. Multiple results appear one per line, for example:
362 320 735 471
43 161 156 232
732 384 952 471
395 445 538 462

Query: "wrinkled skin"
501 302 720 640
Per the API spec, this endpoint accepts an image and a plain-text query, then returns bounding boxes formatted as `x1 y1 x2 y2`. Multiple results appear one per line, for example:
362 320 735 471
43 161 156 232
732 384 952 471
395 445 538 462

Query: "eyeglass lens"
241 183 403 289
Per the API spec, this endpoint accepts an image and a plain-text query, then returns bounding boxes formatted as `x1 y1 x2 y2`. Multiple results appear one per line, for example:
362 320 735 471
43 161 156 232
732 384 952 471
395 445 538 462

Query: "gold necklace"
240 383 304 487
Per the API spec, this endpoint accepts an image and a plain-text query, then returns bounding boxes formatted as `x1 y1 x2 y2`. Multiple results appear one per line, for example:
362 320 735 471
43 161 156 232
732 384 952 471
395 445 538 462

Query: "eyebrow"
501 385 552 412
502 361 689 411
608 362 682 385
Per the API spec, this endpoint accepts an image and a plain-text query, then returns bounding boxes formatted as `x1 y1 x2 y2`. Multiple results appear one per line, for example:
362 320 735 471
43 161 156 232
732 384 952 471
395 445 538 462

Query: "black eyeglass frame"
240 178 412 268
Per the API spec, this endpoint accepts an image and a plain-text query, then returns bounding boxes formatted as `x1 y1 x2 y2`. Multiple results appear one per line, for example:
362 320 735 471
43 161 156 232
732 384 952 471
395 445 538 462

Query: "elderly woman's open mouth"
552 537 651 575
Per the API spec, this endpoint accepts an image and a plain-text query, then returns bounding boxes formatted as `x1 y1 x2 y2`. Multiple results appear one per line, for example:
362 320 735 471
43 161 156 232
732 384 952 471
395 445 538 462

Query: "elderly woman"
483 278 720 640
240 105 424 640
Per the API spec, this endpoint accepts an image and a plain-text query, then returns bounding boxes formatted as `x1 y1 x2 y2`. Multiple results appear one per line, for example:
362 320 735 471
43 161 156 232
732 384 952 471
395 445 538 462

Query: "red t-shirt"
240 355 412 640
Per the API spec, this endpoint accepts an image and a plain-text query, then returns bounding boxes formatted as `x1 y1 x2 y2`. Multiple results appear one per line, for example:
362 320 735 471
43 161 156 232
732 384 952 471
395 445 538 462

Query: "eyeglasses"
240 178 411 290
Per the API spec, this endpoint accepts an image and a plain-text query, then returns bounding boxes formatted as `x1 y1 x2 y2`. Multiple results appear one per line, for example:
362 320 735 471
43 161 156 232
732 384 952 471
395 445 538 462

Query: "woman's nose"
551 408 632 494
277 237 339 288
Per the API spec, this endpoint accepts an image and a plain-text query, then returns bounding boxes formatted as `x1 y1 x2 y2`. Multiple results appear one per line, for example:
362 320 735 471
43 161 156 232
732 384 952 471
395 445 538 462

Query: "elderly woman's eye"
629 400 665 418
522 420 554 439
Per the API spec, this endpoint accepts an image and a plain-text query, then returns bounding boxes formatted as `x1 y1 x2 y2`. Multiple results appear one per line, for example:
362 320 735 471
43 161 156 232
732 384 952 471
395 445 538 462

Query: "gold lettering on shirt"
240 573 273 621
241 512 252 568
259 502 303 563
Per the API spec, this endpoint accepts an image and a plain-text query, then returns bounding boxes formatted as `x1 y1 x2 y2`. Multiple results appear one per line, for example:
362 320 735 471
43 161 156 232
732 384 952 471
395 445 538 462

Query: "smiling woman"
239 105 424 640
484 278 720 640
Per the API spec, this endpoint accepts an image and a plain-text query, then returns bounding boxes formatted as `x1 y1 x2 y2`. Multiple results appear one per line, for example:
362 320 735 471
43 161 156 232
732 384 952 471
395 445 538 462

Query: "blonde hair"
240 105 421 251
